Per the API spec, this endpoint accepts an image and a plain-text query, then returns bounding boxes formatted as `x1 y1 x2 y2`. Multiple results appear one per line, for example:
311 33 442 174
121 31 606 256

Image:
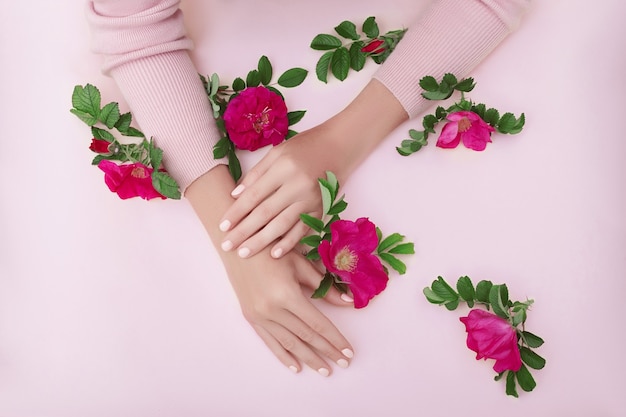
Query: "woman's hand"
223 247 354 375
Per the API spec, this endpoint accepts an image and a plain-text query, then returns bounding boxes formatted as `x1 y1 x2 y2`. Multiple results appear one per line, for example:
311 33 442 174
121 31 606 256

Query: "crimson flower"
89 138 111 154
318 217 388 309
361 39 385 54
436 111 495 151
223 86 289 151
98 160 165 200
459 309 522 373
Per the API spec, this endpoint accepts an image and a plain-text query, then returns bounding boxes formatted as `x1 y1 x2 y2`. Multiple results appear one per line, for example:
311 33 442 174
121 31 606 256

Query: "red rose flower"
89 138 111 154
361 39 385 54
223 86 289 151
459 309 522 373
436 111 495 151
318 217 388 308
98 160 165 200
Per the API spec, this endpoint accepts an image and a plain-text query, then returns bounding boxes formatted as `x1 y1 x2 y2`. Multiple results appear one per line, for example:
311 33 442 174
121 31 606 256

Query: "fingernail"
340 293 353 303
341 348 354 359
337 359 349 369
238 247 251 258
221 240 233 251
219 220 231 232
289 365 298 373
231 184 245 197
272 248 283 258
318 368 330 377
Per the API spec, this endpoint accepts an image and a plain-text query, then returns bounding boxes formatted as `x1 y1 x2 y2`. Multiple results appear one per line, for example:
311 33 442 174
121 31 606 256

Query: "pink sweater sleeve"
374 0 531 118
87 0 225 193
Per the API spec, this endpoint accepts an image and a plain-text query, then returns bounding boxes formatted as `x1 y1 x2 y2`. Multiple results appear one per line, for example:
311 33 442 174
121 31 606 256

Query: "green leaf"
506 371 519 398
300 213 325 233
306 247 320 261
331 47 350 81
515 364 537 392
442 73 458 87
408 129 425 141
379 252 406 275
475 280 493 303
311 273 334 299
209 73 220 96
378 233 405 253
444 298 459 311
431 276 459 302
123 127 145 138
246 70 261 87
285 129 298 140
70 109 98 126
115 112 132 133
149 146 163 170
497 112 517 133
362 16 380 38
277 68 308 88
319 180 333 215
455 77 476 92
99 102 120 129
227 149 242 182
299 234 322 248
511 308 527 327
334 20 359 40
315 51 333 83
349 42 366 71
257 55 273 85
489 284 510 319
325 171 339 195
327 199 347 215
91 126 115 142
435 106 448 120
396 146 414 156
471 103 486 119
423 287 446 304
151 171 181 200
310 34 342 50
494 372 505 382
388 242 415 255
287 110 306 126
232 77 246 92
422 114 438 134
522 331 544 348
520 347 546 370
72 84 101 117
419 76 439 92
266 86 285 100
456 276 476 305
508 113 525 134
213 137 231 159
483 108 500 126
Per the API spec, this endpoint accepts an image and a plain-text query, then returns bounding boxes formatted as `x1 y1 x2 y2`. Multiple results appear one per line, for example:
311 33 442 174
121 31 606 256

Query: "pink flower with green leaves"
436 111 495 151
318 217 388 309
98 160 164 201
459 309 522 373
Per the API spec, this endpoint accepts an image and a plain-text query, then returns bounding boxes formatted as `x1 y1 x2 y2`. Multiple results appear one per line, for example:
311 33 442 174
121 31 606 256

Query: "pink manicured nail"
231 184 245 197
272 248 283 258
221 240 233 251
219 220 231 232
238 247 251 258
318 368 330 377
341 348 354 359
289 366 298 373
340 293 353 303
337 359 349 369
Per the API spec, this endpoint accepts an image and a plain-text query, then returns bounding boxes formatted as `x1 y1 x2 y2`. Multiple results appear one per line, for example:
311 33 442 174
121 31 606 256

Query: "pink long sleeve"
87 0 225 193
374 0 531 118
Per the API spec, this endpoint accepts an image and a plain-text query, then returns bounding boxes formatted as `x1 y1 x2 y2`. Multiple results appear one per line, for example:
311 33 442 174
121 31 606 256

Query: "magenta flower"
436 111 495 151
318 217 388 309
223 86 289 151
459 309 522 373
361 39 385 54
98 160 165 200
89 138 111 154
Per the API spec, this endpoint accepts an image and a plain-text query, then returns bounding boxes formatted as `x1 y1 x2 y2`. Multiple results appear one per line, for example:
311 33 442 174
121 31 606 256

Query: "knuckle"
296 329 314 344
278 335 296 352
308 319 325 335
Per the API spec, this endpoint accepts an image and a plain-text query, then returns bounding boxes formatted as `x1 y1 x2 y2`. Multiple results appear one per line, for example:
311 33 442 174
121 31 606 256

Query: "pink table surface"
1 1 625 416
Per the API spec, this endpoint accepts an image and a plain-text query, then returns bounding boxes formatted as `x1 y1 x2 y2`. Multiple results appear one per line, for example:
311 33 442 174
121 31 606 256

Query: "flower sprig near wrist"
70 84 181 200
424 276 545 397
310 17 407 82
397 74 526 156
202 55 308 181
300 172 415 308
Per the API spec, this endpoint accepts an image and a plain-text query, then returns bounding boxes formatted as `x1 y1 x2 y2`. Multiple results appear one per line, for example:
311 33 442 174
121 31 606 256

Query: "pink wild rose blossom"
318 217 388 309
89 138 111 154
436 111 495 151
459 309 522 373
98 160 165 200
223 86 289 151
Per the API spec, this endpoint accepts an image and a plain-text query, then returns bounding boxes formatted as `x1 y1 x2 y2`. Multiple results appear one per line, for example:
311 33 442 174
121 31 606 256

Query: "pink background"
1 0 625 416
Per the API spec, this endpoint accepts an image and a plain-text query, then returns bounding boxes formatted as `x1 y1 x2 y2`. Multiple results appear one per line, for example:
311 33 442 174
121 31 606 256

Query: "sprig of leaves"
299 171 414 299
202 55 308 181
310 17 407 83
70 84 181 199
396 74 525 156
424 275 545 397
